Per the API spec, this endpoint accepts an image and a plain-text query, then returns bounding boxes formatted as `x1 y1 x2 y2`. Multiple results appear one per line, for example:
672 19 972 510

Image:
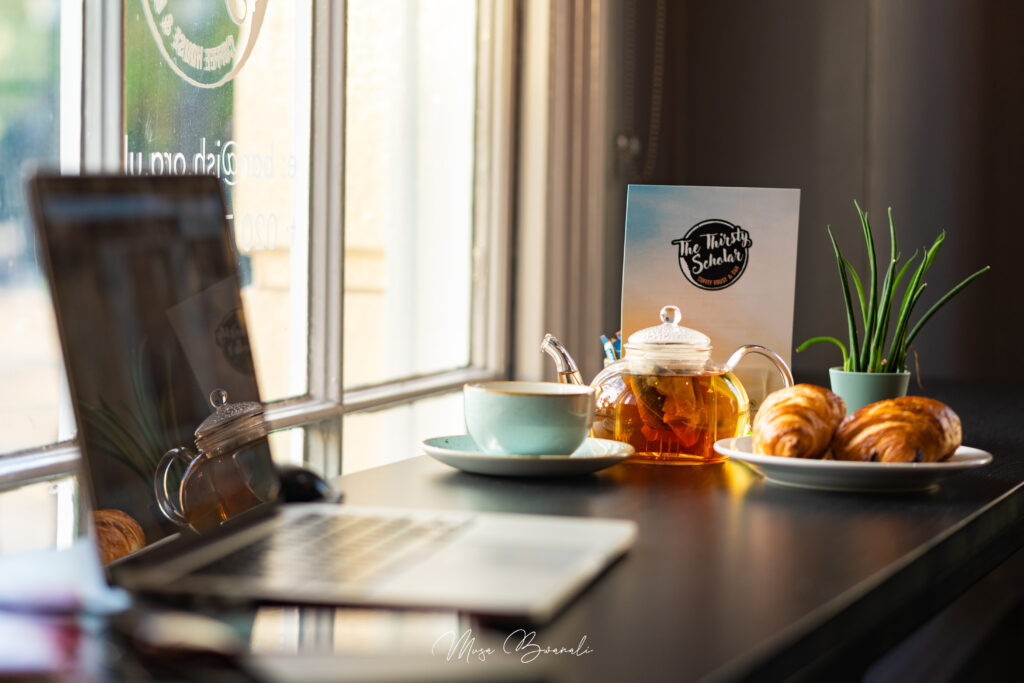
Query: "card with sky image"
621 185 800 373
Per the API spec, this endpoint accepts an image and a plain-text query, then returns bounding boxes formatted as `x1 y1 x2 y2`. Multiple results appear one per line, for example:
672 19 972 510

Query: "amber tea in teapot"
590 370 748 464
171 446 268 532
542 304 792 465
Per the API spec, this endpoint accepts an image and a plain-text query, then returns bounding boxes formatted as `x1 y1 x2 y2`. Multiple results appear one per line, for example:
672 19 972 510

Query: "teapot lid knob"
660 305 682 325
209 388 229 408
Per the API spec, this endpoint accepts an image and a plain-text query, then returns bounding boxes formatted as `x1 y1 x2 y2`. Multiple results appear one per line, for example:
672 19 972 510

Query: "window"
341 0 488 472
343 0 476 388
0 1 64 454
0 0 516 526
123 1 312 403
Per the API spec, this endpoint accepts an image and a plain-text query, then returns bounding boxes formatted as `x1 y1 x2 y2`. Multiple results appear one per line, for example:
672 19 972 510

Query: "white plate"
421 435 634 477
714 436 993 492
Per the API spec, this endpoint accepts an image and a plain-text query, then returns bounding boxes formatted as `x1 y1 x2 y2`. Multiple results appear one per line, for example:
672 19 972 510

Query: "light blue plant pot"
829 367 910 414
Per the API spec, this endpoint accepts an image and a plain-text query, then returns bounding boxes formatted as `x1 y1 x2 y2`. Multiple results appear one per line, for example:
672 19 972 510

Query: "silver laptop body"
29 173 635 623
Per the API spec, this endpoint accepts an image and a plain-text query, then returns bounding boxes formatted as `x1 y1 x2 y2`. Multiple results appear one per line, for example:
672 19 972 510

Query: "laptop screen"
30 174 279 559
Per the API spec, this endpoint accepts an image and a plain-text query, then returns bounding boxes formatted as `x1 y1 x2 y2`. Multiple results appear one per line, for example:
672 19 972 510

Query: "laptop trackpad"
372 515 631 620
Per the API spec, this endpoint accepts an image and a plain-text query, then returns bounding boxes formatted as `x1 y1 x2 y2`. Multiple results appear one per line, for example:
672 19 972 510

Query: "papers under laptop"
29 173 635 624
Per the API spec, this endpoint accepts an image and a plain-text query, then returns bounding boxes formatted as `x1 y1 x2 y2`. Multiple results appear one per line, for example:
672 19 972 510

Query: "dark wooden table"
45 382 1018 681
327 382 1024 682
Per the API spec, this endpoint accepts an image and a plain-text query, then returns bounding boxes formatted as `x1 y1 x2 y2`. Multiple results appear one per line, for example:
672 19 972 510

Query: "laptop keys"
190 513 469 589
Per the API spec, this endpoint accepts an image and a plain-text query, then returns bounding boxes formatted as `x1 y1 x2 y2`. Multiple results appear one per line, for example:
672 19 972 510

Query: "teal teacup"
464 381 595 455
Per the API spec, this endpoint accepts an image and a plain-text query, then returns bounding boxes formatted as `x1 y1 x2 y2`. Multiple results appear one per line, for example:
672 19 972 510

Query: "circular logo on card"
671 219 752 291
142 0 268 89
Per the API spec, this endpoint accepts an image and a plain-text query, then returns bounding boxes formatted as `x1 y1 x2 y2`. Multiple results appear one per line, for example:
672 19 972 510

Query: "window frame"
0 0 516 487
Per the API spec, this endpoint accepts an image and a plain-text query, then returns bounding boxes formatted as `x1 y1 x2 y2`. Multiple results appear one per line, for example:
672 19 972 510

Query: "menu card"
621 185 801 369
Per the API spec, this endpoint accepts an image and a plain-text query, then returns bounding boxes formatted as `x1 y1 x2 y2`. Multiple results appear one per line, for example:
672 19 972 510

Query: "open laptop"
28 173 635 624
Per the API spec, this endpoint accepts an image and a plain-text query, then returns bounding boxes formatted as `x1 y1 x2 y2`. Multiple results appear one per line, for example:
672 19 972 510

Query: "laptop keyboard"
191 512 471 588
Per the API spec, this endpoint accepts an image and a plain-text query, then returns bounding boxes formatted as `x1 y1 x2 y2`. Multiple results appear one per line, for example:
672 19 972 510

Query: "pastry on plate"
753 384 846 458
831 396 961 463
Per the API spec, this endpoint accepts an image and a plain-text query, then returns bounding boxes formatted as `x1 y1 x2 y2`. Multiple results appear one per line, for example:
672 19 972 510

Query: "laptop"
28 173 635 624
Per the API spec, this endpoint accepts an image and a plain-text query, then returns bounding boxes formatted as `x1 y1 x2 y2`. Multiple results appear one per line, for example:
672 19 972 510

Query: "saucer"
421 435 634 477
714 436 993 492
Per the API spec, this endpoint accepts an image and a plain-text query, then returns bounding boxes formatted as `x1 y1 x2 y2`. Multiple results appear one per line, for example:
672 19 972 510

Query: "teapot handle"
724 345 794 387
154 447 194 526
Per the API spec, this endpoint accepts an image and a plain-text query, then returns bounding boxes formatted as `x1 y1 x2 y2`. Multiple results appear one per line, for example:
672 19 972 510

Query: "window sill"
0 365 503 489
0 443 80 490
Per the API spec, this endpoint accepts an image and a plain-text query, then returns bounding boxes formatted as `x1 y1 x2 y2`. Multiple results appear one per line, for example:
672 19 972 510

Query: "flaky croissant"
753 384 846 458
93 508 146 564
831 396 961 463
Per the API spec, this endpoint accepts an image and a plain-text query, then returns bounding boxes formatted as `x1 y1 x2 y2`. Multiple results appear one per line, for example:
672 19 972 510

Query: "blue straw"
600 334 617 361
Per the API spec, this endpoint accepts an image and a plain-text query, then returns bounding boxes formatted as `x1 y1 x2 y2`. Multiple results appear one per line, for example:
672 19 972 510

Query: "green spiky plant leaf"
797 201 989 373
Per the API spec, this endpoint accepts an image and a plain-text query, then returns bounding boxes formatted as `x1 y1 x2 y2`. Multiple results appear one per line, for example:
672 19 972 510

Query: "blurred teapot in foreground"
541 305 793 465
154 389 277 532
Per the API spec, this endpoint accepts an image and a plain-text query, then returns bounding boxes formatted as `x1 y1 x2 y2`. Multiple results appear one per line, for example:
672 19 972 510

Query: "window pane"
0 476 78 555
123 1 311 403
0 1 63 453
343 0 477 390
342 392 463 474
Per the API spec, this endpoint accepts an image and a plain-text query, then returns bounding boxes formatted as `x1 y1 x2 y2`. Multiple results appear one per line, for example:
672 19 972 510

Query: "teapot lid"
195 389 266 456
626 305 712 355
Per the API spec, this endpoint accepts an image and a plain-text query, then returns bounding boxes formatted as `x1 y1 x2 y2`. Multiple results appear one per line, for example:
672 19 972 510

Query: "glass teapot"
541 305 793 464
154 389 278 532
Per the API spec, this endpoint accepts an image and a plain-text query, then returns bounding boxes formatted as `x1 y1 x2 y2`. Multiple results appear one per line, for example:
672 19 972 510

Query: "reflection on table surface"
244 605 554 682
250 606 466 656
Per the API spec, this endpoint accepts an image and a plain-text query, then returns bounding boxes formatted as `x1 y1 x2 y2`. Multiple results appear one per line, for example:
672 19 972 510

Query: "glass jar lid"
625 305 712 357
194 389 267 457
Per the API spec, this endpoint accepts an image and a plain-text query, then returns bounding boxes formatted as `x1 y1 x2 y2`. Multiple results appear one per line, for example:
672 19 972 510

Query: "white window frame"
0 0 516 486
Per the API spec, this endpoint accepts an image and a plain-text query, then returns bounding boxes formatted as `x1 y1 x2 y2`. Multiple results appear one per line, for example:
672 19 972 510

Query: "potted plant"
798 201 989 412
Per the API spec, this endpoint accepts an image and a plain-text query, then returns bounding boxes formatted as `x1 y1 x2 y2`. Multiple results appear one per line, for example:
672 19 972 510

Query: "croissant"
93 508 146 564
831 396 961 463
753 384 846 458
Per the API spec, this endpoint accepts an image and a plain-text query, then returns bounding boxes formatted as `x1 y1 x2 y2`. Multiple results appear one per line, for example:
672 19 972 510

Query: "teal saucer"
421 436 633 477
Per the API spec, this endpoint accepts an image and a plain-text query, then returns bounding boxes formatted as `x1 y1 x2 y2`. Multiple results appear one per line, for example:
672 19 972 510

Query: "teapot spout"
540 334 585 385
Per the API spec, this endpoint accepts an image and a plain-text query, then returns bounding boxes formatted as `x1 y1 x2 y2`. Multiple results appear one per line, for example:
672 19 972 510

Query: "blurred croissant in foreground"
752 384 846 459
93 508 145 564
831 396 962 463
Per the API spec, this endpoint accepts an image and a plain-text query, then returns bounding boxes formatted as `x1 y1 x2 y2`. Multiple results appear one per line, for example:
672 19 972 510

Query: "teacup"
464 381 595 455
